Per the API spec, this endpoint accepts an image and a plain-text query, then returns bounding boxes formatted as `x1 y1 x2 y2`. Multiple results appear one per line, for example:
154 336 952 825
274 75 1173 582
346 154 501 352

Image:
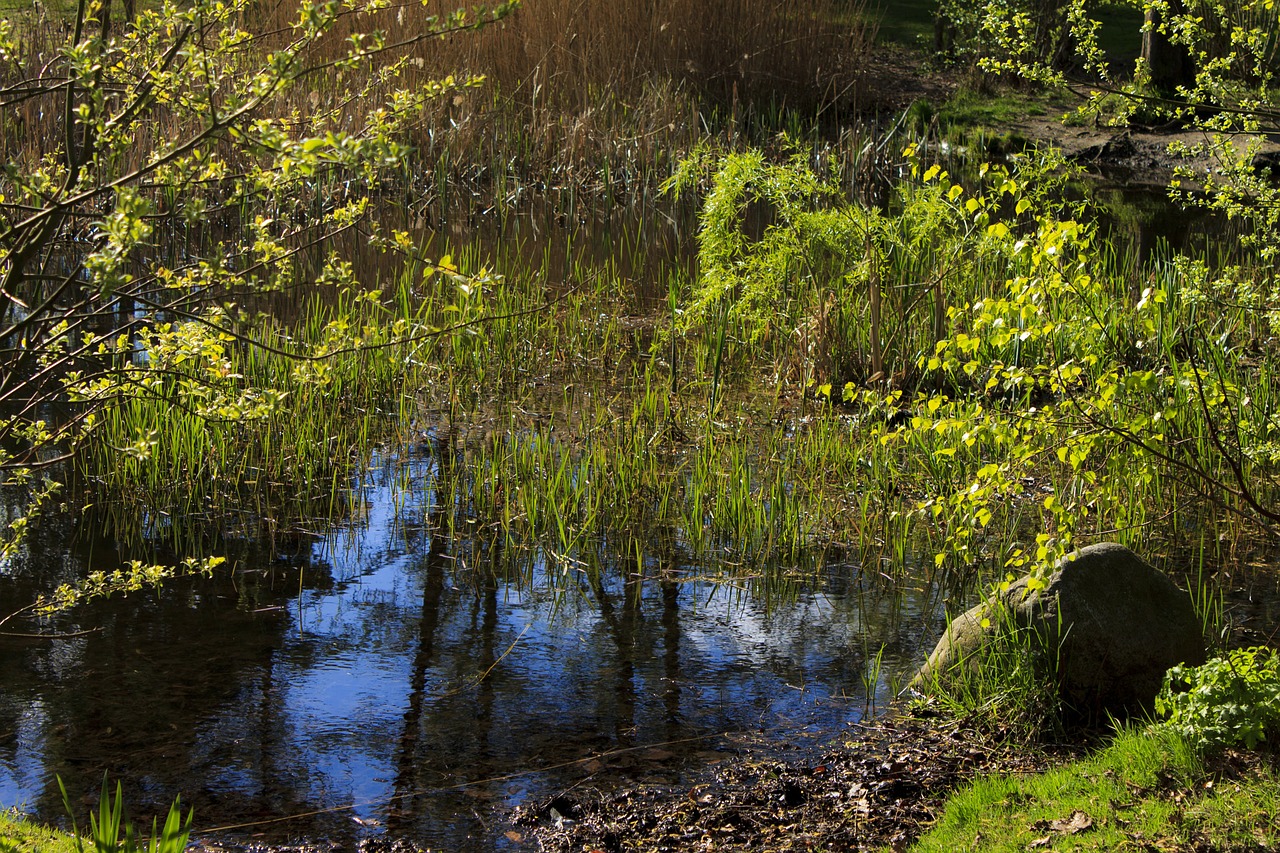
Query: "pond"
0 441 945 849
0 170 1263 850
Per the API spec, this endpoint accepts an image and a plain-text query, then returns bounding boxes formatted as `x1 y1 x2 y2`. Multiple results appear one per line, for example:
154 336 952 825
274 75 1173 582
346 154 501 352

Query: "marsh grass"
2 778 189 853
74 217 655 550
0 809 78 853
74 158 1280 591
78 286 426 549
13 1 1273 603
58 776 191 853
917 594 1068 737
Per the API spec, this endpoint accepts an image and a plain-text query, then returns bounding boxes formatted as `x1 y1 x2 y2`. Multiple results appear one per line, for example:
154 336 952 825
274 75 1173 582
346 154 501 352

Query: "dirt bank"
1015 114 1280 185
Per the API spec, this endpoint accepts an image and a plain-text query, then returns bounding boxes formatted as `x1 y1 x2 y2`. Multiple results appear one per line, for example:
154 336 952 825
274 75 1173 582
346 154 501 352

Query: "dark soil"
856 44 1280 180
858 44 957 112
512 707 1072 853
1011 116 1280 182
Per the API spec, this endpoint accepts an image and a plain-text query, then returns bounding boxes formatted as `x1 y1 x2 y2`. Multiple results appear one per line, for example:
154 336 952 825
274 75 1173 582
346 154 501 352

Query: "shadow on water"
0 443 949 850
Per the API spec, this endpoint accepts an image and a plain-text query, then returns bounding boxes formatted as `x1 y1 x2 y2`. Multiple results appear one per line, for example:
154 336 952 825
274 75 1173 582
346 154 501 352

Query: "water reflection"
0 444 945 850
3 169 1249 849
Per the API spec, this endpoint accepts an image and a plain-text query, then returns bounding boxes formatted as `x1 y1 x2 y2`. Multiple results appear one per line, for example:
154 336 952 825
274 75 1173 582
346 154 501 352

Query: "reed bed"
74 140 1280 591
0 0 874 204
300 0 872 188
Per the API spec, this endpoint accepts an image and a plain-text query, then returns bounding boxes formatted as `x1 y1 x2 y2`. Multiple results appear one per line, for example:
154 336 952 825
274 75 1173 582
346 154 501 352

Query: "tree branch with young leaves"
0 0 518 622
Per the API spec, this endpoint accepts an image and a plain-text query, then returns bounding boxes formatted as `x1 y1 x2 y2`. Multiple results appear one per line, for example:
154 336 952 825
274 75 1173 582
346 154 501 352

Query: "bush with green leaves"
674 135 1280 576
934 0 1076 69
0 0 515 602
1155 646 1280 750
968 0 1280 261
663 143 1082 390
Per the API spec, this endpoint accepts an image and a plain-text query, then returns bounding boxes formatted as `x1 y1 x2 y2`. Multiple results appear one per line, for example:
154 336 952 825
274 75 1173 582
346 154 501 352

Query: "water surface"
0 445 945 849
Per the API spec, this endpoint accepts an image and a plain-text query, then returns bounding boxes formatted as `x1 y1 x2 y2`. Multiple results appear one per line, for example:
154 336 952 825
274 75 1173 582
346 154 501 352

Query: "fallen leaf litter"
515 709 1067 852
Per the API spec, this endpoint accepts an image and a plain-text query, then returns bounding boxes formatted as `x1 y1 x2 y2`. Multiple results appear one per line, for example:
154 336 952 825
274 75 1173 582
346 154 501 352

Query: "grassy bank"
0 810 76 853
909 728 1280 852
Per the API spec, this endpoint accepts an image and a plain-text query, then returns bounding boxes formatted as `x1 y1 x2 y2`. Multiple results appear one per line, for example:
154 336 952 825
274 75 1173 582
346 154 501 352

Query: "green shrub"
1155 647 1280 751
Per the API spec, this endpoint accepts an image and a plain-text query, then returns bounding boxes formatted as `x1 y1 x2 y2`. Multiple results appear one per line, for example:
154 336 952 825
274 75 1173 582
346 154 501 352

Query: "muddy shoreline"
184 709 1072 853
865 44 1280 183
513 709 1072 853
1018 114 1280 186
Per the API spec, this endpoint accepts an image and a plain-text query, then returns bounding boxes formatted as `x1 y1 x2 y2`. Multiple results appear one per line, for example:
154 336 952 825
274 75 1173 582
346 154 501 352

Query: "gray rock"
911 542 1207 720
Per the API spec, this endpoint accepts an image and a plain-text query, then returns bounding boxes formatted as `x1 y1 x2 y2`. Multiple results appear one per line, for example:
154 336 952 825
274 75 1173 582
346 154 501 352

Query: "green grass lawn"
909 729 1280 852
872 0 1144 67
0 0 85 15
936 86 1077 128
1095 5 1145 69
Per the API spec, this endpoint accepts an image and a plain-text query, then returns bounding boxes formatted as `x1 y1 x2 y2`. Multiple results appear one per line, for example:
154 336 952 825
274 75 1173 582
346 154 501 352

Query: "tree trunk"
1143 4 1193 93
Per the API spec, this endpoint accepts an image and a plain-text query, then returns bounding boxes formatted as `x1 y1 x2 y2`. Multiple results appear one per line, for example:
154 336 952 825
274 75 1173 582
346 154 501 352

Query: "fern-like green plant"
663 142 1083 391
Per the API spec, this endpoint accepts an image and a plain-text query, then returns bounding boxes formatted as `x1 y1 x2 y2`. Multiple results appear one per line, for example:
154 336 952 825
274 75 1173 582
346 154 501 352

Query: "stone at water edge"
910 542 1207 720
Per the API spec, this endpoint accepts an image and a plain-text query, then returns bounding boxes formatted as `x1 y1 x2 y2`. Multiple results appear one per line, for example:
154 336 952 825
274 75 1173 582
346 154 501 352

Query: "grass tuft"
0 809 78 853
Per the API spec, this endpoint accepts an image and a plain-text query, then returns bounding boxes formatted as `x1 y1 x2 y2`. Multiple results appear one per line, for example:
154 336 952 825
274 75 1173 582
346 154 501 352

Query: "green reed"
69 133 1280 598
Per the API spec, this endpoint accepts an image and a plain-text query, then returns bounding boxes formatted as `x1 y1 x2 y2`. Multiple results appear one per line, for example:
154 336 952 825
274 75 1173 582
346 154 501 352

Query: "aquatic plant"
58 776 191 853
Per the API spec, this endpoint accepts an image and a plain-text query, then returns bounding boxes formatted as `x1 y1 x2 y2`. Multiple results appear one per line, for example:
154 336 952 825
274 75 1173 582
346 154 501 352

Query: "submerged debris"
515 709 1068 852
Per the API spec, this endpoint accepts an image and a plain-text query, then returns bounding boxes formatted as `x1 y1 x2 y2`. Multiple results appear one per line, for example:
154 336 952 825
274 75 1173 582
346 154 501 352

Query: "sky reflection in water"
0 447 942 850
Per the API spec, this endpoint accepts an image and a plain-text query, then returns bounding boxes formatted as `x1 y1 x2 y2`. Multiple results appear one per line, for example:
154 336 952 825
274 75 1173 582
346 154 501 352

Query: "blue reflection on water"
0 449 942 850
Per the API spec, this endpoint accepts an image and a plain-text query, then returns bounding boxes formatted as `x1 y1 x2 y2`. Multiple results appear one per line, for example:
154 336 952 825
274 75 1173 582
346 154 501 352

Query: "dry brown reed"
396 0 873 183
441 0 869 110
1 0 872 194
0 9 72 168
197 0 874 201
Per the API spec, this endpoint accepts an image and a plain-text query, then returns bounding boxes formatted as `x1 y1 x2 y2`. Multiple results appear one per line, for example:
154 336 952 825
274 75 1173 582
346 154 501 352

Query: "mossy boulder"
912 542 1207 720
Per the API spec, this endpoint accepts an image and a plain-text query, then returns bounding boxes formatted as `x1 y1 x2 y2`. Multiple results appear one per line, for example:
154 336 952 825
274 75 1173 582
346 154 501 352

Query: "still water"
0 169 1240 849
0 443 945 850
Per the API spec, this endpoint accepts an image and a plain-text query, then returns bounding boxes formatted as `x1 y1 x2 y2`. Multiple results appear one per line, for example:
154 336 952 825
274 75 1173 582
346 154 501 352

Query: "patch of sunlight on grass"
0 809 80 853
872 0 937 49
909 728 1280 852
